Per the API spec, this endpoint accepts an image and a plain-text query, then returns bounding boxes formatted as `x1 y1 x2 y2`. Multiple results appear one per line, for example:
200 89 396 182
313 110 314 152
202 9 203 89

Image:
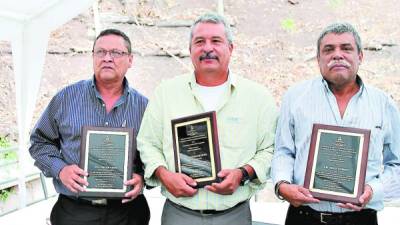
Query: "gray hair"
189 13 233 48
317 22 362 57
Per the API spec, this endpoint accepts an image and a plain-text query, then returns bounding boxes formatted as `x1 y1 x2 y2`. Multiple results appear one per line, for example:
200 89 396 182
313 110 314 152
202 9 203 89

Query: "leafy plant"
0 136 10 148
1 151 18 161
0 188 13 202
0 136 17 161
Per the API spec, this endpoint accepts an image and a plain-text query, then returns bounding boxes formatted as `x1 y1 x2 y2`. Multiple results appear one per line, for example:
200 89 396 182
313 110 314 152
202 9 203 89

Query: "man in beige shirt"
137 13 277 225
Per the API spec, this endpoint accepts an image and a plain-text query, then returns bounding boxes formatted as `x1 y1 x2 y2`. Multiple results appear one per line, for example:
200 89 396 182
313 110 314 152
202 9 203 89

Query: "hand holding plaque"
171 111 222 188
78 126 135 198
304 124 370 204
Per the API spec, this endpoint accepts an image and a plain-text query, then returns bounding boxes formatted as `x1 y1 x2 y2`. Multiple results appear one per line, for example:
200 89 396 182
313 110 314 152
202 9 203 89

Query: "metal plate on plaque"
171 111 221 188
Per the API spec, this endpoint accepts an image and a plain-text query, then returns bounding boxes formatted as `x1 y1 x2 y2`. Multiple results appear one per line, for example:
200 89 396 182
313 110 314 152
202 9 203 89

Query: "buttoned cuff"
271 171 293 187
50 159 68 180
366 178 383 206
245 160 269 190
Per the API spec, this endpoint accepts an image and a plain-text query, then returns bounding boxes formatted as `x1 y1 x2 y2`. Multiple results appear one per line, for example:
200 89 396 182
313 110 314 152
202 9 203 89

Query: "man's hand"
205 169 242 195
122 173 144 203
337 184 373 211
59 164 88 193
279 183 320 207
155 166 197 197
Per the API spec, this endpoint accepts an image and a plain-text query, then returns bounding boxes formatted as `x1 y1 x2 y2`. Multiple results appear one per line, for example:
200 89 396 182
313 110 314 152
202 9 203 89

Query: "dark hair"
92 29 132 53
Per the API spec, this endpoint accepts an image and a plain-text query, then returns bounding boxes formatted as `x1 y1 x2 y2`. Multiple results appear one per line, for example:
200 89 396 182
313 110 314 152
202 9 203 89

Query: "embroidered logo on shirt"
226 117 241 123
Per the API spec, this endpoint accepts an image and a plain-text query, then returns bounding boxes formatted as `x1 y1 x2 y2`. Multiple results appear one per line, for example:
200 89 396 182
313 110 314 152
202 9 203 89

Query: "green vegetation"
281 18 296 32
0 136 16 202
329 0 344 8
0 136 10 148
0 136 17 162
0 151 17 161
0 188 13 202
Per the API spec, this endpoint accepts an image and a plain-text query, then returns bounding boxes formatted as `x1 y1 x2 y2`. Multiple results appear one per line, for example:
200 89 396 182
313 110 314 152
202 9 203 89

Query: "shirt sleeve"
29 93 67 179
247 91 278 187
132 96 149 178
271 91 296 186
137 85 168 187
369 97 400 203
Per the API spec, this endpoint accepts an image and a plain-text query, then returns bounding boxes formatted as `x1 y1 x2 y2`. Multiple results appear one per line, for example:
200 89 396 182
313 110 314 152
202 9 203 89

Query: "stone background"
1 0 400 203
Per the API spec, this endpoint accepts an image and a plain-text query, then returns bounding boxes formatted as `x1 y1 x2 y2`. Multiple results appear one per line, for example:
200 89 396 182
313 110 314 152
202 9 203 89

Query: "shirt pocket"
219 115 251 150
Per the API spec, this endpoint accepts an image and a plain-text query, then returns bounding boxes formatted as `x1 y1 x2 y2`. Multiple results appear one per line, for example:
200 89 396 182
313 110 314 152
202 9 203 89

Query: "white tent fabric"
0 0 94 208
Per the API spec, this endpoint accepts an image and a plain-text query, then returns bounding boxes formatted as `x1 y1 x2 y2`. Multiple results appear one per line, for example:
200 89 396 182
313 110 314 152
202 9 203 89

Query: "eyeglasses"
93 49 130 58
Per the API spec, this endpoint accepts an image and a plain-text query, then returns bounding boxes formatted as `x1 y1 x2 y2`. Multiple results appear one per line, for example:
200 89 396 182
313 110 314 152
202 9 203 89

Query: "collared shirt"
29 77 148 196
137 73 278 211
272 76 400 212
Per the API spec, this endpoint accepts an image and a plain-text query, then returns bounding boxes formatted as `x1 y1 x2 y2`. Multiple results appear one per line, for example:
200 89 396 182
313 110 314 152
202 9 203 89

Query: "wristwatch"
239 167 250 186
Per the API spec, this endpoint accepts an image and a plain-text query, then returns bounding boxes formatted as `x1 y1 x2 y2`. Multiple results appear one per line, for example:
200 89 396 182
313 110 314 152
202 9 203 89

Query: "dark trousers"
285 205 378 225
50 194 150 225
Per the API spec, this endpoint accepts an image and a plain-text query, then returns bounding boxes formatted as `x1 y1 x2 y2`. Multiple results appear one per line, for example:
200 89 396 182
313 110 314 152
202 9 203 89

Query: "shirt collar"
187 70 238 89
321 75 365 96
90 75 130 98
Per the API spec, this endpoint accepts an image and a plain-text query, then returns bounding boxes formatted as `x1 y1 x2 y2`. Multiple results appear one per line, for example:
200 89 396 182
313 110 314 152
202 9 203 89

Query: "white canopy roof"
0 0 94 208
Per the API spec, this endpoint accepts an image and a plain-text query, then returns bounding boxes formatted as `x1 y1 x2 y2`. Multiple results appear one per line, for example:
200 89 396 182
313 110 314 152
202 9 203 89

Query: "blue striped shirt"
272 76 400 212
29 77 148 196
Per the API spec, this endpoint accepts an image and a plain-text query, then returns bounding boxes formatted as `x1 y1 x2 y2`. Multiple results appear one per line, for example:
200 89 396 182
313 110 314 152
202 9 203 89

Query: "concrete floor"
0 188 398 225
0 187 285 225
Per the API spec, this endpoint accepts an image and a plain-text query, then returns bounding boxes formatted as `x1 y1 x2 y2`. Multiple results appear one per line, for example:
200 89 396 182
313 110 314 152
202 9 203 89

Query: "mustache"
199 52 218 61
327 60 351 69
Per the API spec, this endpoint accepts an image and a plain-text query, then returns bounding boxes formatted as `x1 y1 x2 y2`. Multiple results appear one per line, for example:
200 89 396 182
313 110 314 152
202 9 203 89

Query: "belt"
291 205 377 224
168 199 247 215
60 194 121 206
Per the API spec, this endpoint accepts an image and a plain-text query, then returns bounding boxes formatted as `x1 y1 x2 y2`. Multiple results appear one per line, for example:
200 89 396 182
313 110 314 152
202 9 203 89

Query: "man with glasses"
29 29 150 225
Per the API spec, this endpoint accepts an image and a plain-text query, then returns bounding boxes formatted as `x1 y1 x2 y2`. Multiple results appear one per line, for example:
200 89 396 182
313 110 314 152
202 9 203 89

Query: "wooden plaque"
304 124 370 204
79 126 135 198
171 111 221 188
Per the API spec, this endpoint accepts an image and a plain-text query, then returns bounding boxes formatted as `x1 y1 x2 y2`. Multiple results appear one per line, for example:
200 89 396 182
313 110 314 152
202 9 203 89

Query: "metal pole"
93 0 101 36
217 0 224 16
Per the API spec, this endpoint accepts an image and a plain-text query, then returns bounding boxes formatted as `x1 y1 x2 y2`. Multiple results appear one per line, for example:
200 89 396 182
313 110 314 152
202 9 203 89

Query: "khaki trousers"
161 199 251 225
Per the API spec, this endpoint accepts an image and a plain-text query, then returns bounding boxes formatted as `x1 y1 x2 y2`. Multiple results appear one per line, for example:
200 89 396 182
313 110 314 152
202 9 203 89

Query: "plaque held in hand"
171 111 221 188
79 126 135 198
304 124 370 204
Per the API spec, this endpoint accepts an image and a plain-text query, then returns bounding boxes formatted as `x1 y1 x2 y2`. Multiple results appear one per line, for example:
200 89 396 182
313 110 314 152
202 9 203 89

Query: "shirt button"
105 122 109 126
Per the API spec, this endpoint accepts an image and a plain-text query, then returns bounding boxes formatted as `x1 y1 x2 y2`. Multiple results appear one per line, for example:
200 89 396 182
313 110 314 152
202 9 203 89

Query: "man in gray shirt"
272 22 400 225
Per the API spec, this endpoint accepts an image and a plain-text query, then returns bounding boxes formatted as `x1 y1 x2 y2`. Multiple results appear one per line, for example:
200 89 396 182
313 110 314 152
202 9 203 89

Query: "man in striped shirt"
29 29 150 225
